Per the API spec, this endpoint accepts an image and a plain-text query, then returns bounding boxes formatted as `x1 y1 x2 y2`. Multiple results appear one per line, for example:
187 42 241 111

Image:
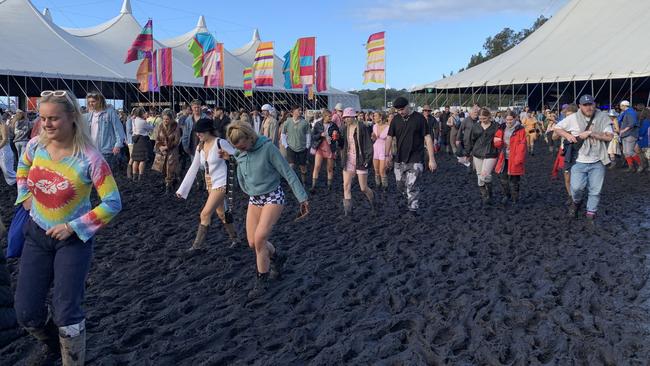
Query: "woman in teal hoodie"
226 122 309 298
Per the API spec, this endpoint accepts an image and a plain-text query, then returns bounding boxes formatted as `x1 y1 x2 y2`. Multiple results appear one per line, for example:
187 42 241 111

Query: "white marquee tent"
0 0 360 111
411 0 650 109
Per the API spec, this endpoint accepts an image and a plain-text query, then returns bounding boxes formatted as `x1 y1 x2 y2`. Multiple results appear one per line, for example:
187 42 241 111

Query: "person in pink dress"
371 111 390 190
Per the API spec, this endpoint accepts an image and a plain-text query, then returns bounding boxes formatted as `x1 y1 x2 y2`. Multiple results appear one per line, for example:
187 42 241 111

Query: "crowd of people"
1 89 649 365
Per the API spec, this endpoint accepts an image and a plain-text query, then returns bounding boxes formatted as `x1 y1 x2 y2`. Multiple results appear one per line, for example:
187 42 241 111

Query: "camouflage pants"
394 162 423 211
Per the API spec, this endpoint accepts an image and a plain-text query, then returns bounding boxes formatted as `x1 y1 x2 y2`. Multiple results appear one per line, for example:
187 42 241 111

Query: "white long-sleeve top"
133 117 154 136
176 138 236 199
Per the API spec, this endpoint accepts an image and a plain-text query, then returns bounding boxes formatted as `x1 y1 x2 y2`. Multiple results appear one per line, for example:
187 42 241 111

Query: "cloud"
359 0 564 22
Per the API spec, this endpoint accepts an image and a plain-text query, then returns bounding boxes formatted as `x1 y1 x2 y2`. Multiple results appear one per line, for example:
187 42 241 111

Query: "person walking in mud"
493 111 527 204
340 107 375 216
384 97 437 217
468 108 500 204
14 90 122 366
176 118 240 250
553 95 614 222
281 106 310 186
226 122 309 299
310 109 339 193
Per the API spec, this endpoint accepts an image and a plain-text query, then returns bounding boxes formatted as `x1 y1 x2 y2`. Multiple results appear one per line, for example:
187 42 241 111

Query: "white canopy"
0 0 359 110
412 0 650 91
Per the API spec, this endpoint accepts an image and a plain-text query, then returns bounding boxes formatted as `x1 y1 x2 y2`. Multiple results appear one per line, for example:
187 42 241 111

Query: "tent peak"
252 29 260 42
42 8 52 22
196 15 206 28
120 0 132 14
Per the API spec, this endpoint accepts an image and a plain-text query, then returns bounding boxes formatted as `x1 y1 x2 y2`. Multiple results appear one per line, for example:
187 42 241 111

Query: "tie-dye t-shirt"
15 138 121 242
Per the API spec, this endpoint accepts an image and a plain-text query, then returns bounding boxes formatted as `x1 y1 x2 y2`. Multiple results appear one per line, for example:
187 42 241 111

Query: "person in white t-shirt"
554 95 613 222
176 118 239 250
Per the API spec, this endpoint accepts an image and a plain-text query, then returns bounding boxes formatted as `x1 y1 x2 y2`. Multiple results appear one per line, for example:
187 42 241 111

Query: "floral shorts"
249 186 286 207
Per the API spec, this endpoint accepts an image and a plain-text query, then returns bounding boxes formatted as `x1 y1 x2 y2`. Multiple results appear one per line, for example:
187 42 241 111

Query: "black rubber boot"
269 247 286 280
25 320 61 366
224 223 239 249
381 176 389 192
485 183 493 204
479 185 489 204
327 179 332 191
568 201 581 218
310 180 317 194
364 189 376 213
189 224 208 251
500 179 510 205
510 182 520 204
248 272 270 299
374 175 381 188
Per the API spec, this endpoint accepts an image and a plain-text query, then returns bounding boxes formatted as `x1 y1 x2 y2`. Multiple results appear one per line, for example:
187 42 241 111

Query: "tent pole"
573 80 576 102
498 85 501 108
630 76 633 104
541 83 544 111
591 80 594 98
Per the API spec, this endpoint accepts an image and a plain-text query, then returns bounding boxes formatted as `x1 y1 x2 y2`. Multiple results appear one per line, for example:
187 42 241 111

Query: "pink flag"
159 48 173 86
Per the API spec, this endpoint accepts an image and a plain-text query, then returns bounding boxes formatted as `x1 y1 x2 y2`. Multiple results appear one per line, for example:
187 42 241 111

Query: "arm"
0 124 7 149
554 127 577 143
268 146 308 203
424 135 437 169
111 110 125 149
16 138 37 207
68 156 122 242
175 150 201 199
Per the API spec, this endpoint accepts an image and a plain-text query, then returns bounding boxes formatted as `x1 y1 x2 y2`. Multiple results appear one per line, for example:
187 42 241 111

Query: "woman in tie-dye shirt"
13 90 121 366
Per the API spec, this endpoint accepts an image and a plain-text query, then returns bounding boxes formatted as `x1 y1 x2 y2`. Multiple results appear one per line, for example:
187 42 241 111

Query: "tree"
350 88 411 110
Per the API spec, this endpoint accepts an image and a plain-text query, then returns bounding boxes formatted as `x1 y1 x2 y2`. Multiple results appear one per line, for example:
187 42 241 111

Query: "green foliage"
465 15 548 70
350 88 410 110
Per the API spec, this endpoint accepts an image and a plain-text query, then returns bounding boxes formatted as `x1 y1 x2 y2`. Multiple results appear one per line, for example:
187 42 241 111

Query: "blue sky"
31 0 567 91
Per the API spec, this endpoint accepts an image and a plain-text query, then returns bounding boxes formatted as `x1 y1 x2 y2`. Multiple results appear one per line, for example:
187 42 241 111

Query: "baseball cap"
620 100 630 107
578 95 595 105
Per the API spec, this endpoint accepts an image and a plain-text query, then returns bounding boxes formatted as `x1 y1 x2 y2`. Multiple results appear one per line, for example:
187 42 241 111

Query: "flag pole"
384 32 387 111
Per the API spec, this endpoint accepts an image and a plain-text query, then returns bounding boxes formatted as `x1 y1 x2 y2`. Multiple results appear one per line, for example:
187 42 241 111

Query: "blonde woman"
371 111 390 190
226 122 309 299
14 90 121 365
340 108 375 216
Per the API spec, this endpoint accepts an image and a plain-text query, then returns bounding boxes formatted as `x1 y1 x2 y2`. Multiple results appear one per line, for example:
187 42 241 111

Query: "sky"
31 0 568 92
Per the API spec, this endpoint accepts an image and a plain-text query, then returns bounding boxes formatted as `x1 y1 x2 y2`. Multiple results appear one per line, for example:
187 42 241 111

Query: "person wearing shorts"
227 122 309 299
339 108 375 216
281 106 310 185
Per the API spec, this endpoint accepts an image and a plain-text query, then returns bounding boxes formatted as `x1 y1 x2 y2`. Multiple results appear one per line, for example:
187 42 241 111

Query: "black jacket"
310 120 340 154
340 123 373 170
468 121 499 159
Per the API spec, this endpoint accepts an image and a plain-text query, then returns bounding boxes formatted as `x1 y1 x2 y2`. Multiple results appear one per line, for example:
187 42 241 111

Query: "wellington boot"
248 272 270 299
343 199 352 217
25 320 60 366
189 224 208 251
60 327 85 366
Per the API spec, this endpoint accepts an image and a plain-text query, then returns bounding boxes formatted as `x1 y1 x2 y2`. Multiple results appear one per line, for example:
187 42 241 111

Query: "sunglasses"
41 90 68 97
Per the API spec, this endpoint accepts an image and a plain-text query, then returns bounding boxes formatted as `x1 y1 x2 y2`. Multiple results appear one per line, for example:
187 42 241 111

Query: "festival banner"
253 41 274 87
290 37 315 87
125 19 154 64
136 52 152 92
316 55 329 92
283 51 297 89
188 32 217 78
159 48 173 86
204 43 225 88
243 67 253 97
148 50 159 92
363 31 385 84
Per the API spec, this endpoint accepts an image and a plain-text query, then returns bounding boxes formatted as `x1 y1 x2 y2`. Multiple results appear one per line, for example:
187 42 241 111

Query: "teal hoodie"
235 135 308 203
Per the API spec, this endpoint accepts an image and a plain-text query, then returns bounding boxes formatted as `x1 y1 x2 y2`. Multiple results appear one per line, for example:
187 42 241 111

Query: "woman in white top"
176 118 239 250
130 108 154 181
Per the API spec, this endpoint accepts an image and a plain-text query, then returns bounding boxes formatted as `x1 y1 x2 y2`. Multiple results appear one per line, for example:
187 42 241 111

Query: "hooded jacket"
234 136 308 203
494 123 527 175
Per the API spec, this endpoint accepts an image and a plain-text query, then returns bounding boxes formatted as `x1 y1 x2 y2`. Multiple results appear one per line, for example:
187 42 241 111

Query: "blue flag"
283 51 292 89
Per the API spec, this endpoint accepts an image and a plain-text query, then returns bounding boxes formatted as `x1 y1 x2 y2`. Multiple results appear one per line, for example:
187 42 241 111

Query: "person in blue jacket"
226 121 309 299
618 100 640 172
636 108 650 173
85 92 125 169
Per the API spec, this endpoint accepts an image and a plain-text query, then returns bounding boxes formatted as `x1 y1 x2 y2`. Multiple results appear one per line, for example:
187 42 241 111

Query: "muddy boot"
25 320 61 366
485 183 493 204
310 179 317 194
248 272 270 299
500 180 510 205
269 246 286 279
224 223 239 248
327 179 333 191
381 176 389 192
59 321 85 366
479 185 489 204
374 175 381 188
343 199 352 217
510 182 520 204
126 165 132 180
189 224 208 251
608 159 617 170
568 201 581 218
301 173 307 187
364 189 376 213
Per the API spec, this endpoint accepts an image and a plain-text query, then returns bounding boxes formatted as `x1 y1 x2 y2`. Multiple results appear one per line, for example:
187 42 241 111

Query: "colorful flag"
149 50 159 92
125 19 154 64
136 52 152 92
188 32 217 78
204 43 225 88
243 67 253 97
363 32 385 84
253 41 274 87
283 51 296 89
159 48 173 86
290 37 315 87
316 55 329 92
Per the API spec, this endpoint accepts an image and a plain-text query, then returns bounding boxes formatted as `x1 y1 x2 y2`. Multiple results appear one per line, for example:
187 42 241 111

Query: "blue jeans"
14 219 93 328
570 161 606 213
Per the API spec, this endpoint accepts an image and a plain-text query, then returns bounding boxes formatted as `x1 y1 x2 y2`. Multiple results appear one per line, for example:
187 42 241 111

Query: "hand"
428 160 437 172
176 193 184 199
160 146 167 152
22 197 32 211
321 132 326 137
455 141 461 147
578 130 592 140
566 135 578 143
295 201 310 222
494 137 502 144
46 223 74 241
112 147 120 155
371 133 377 141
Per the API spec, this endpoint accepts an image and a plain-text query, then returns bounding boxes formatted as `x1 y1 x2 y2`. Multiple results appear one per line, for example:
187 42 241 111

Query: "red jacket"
494 124 526 175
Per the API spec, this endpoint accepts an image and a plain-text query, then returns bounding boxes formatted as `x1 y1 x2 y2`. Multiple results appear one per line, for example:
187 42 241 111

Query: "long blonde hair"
39 90 95 157
86 92 107 112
